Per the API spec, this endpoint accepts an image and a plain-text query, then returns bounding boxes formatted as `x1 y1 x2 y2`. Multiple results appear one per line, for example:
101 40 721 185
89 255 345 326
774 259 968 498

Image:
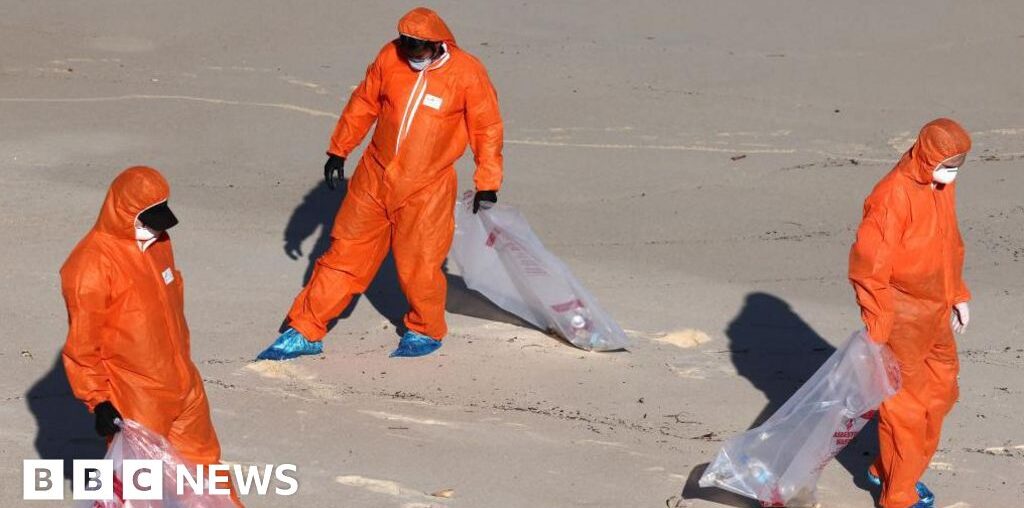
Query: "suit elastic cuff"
474 180 501 192
86 395 111 412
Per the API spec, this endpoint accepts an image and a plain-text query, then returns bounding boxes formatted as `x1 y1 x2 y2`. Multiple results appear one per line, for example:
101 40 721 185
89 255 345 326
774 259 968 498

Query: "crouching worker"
258 7 504 360
61 166 242 506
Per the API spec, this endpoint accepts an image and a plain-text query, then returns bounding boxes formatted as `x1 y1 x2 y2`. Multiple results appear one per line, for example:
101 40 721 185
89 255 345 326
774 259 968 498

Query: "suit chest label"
422 94 443 110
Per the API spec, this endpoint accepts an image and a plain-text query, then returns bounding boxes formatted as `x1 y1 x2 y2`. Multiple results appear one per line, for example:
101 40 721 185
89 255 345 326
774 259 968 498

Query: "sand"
2 1 1022 506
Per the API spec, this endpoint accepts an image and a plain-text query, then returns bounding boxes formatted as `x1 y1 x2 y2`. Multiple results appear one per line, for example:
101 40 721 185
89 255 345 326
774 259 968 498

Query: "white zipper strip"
395 70 426 155
394 44 451 155
401 82 429 146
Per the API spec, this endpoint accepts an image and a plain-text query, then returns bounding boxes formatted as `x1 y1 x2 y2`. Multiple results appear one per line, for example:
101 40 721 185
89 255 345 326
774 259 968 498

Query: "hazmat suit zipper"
141 248 190 393
932 188 954 307
394 44 450 156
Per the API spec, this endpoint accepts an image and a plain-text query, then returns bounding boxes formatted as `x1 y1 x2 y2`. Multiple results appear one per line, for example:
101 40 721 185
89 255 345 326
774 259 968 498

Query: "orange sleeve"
327 50 385 158
849 189 906 344
954 245 971 304
464 64 504 192
61 255 113 411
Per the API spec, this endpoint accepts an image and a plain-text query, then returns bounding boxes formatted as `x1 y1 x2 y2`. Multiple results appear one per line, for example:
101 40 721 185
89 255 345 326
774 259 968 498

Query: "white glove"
952 302 970 334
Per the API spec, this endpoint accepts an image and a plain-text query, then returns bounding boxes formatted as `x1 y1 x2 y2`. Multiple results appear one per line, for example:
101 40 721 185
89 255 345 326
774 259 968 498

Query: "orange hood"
94 166 171 240
900 118 972 184
398 7 456 45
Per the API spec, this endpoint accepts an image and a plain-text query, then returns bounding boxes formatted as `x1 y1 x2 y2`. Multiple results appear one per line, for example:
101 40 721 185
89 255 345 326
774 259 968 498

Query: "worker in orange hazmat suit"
258 7 503 360
849 118 972 508
62 166 241 506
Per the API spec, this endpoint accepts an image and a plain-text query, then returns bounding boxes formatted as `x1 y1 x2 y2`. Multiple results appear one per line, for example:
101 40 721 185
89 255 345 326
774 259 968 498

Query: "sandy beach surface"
2 1 1022 506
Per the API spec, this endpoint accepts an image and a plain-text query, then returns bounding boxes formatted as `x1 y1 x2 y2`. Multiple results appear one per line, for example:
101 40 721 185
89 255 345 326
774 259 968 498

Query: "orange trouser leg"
877 328 959 508
167 381 244 507
921 329 959 462
391 172 457 339
877 389 927 507
167 382 221 468
287 188 391 340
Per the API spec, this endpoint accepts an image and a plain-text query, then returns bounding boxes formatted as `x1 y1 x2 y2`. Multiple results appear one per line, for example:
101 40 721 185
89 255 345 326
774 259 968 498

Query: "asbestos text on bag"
450 192 630 352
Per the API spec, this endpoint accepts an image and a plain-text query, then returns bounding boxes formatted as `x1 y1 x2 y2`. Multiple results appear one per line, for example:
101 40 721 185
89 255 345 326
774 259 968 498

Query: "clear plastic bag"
450 192 630 351
699 330 901 506
82 418 236 508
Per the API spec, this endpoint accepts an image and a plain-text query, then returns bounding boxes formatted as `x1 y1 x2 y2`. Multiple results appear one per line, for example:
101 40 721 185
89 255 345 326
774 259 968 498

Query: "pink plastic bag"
82 419 236 508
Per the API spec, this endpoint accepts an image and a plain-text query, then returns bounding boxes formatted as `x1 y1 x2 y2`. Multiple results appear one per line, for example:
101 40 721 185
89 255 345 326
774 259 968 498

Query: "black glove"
473 190 498 214
94 401 122 437
324 155 345 190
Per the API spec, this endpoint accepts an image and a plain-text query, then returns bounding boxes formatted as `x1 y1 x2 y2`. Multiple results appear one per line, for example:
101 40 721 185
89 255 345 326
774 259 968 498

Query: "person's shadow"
283 180 537 336
26 354 107 484
443 261 538 331
682 292 879 506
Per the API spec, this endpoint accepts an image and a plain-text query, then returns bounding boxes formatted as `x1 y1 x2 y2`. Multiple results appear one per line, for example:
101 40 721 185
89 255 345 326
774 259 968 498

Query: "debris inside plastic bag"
699 330 900 506
450 192 630 352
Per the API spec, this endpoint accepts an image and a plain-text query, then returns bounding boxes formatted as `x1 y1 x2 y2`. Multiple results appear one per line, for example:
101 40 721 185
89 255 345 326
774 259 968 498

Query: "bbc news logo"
23 460 298 500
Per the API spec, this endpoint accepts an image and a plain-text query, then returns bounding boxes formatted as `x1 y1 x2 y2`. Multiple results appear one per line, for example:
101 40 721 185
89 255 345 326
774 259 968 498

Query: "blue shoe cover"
867 471 934 506
390 331 443 358
256 328 323 361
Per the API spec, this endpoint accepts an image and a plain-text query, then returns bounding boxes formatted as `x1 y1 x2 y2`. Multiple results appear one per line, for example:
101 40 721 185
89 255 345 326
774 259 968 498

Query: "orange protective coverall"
61 167 239 504
287 7 503 341
849 119 971 508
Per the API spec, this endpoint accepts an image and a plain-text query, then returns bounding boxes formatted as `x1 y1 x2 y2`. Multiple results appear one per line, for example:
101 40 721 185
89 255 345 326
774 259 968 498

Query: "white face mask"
933 165 959 185
135 224 159 242
408 57 431 71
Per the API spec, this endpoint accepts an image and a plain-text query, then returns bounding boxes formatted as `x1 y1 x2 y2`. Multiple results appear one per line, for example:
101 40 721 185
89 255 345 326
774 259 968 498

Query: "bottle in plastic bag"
699 330 900 507
450 192 630 351
485 223 603 350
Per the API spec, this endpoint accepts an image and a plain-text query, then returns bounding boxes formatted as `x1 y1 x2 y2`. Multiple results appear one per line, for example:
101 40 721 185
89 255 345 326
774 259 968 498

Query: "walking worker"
258 7 504 360
849 118 972 508
61 166 241 505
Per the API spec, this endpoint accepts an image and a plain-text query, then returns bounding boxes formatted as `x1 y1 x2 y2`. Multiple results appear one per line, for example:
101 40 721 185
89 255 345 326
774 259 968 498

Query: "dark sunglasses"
399 35 439 58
